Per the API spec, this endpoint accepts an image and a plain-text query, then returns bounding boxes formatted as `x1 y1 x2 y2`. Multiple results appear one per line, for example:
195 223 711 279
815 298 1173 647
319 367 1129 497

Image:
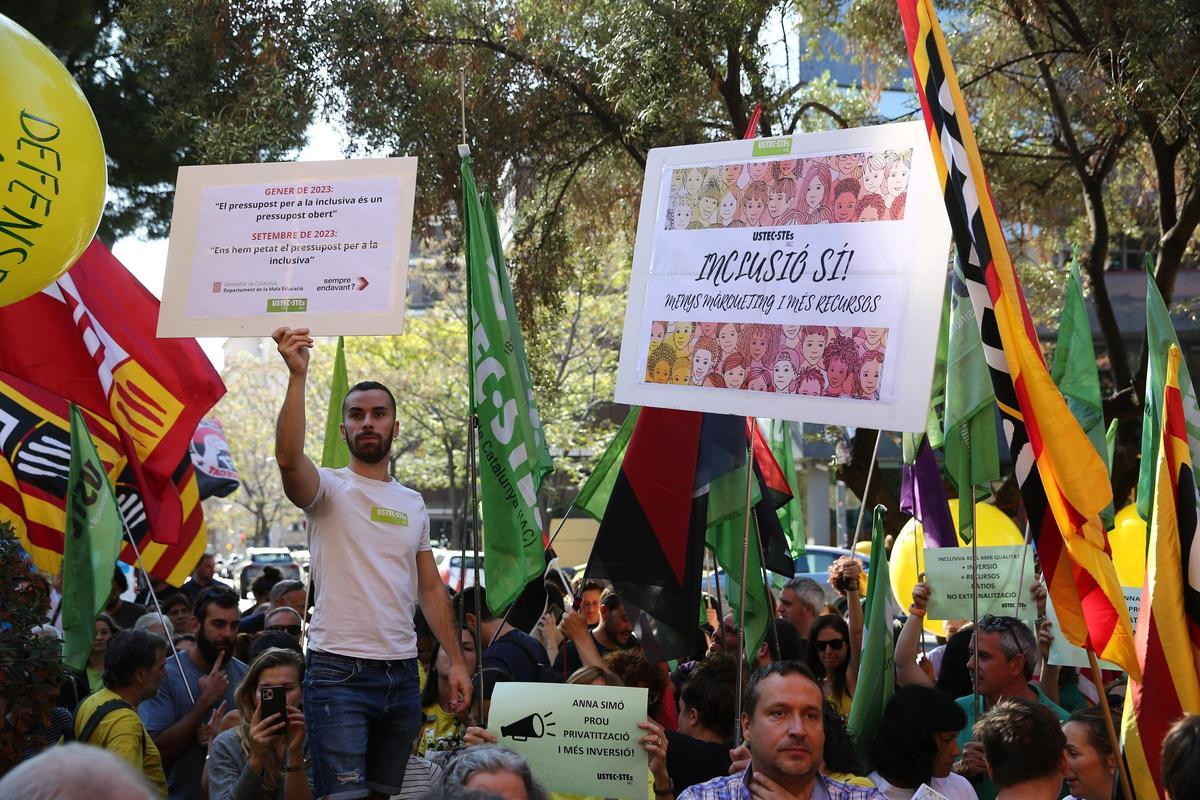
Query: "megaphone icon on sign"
500 712 556 742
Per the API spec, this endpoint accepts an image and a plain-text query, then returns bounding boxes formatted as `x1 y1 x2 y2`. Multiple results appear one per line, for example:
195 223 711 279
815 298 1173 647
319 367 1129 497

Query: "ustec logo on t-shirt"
371 506 409 526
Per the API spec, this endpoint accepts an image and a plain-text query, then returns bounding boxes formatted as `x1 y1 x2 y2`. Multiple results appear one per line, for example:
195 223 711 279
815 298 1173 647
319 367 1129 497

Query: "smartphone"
259 685 287 733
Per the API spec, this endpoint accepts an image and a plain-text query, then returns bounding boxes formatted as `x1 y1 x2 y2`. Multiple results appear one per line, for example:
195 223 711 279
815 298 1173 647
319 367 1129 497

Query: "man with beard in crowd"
552 589 640 677
139 586 246 800
274 327 470 800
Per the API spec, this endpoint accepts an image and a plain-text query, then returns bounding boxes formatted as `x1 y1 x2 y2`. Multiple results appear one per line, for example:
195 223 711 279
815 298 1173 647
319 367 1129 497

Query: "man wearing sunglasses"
238 579 307 635
952 613 1069 800
263 606 304 640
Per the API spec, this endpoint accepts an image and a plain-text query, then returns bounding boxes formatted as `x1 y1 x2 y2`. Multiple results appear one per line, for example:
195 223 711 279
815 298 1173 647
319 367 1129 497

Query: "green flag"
706 461 769 660
321 335 351 469
764 418 805 558
847 505 894 757
576 407 640 522
943 267 1000 540
62 404 126 670
1138 266 1200 521
1050 262 1113 528
463 157 554 614
904 289 950 463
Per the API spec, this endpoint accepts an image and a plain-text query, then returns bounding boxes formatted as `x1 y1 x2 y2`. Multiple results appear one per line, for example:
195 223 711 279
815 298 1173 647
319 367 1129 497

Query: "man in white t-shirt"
273 326 471 800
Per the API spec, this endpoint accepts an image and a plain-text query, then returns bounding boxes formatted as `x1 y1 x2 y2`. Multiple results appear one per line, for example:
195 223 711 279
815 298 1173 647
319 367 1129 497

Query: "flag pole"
733 431 756 747
913 525 926 658
120 523 195 704
1013 524 1032 617
968 485 981 717
460 130 485 724
850 429 882 549
1086 648 1134 800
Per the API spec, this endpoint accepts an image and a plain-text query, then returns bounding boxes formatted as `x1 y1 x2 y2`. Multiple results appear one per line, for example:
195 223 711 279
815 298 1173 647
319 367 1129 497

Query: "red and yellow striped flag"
0 369 207 586
897 0 1138 674
1121 344 1200 797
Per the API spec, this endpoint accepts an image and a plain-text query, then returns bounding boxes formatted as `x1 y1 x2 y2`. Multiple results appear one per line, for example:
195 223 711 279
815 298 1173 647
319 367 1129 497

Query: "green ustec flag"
463 156 554 614
943 266 999 540
1050 263 1113 528
62 404 126 670
706 460 769 660
321 335 351 469
576 407 640 522
1138 268 1200 521
847 505 894 757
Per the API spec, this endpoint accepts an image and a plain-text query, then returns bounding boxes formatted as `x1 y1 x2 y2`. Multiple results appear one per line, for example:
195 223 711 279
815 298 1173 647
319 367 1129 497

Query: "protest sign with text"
924 545 1038 622
488 682 649 800
615 122 951 429
1046 585 1142 670
158 158 417 337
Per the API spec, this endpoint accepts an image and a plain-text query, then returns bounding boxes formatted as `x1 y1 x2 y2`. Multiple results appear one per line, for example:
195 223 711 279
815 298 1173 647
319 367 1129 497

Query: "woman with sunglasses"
805 615 859 719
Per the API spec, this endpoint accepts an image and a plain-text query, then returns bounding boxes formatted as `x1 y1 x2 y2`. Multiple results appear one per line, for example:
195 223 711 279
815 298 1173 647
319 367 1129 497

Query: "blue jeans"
303 650 422 799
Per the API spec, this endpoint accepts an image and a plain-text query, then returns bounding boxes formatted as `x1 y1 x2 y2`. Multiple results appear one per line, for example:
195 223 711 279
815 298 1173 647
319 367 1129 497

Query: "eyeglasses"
977 614 1024 657
266 624 302 638
813 639 845 652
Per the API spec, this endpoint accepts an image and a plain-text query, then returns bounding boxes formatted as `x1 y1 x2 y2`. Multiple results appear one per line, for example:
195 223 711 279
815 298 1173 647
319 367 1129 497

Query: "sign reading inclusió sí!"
488 682 649 800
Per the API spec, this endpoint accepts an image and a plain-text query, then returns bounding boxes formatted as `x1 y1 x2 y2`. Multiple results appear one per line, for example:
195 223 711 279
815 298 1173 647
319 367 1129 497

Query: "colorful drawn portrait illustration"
644 321 889 402
664 147 912 231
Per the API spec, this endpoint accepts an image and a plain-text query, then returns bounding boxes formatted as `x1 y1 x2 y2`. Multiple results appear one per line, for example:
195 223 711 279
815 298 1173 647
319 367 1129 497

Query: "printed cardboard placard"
615 122 951 429
1046 585 1142 671
488 682 649 800
924 545 1039 622
158 158 417 337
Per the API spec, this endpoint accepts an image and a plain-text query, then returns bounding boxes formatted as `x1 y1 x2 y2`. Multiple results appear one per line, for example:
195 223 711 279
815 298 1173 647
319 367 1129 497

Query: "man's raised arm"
273 326 320 508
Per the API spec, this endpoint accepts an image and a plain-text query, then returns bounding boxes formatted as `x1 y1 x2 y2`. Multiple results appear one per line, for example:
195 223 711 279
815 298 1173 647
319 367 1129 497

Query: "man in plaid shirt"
679 662 884 800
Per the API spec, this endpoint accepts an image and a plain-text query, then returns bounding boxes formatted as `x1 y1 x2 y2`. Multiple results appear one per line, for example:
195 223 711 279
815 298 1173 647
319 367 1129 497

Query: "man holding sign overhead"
273 326 470 799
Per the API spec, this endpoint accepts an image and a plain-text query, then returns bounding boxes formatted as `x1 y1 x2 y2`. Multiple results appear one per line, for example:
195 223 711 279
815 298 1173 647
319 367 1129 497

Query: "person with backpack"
73 629 168 797
456 586 562 684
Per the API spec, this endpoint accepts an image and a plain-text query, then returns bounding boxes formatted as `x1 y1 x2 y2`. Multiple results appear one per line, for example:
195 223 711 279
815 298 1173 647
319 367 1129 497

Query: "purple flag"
900 438 957 548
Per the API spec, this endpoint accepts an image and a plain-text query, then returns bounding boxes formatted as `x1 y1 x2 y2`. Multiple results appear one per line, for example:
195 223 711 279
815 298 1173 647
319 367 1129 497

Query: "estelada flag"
0 240 225 545
898 0 1137 675
1120 344 1200 799
0 369 208 585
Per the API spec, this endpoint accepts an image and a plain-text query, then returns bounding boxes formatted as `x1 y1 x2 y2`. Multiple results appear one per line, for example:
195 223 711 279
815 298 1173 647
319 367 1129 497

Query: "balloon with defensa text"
0 13 107 308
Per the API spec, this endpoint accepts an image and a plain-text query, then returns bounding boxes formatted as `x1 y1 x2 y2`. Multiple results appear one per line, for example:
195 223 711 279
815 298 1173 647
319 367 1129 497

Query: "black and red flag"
585 409 794 662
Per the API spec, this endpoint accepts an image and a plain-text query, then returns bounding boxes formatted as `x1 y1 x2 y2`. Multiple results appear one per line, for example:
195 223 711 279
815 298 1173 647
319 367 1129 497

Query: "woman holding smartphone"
208 648 310 800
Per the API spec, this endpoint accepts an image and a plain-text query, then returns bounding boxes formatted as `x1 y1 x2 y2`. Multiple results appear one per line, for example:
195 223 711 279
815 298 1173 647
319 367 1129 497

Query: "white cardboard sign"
615 122 951 430
158 158 417 337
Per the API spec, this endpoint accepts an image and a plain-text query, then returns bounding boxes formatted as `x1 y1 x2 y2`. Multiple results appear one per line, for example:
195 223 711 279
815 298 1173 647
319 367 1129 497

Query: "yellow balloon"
889 500 1024 636
853 539 872 558
1109 504 1147 588
0 14 106 308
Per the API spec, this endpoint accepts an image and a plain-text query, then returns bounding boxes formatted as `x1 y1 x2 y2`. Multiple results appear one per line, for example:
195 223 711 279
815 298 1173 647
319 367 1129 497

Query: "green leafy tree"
0 521 62 772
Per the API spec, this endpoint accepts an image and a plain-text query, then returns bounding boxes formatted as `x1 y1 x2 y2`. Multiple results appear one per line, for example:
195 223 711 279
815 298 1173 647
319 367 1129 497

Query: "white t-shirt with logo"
304 467 431 659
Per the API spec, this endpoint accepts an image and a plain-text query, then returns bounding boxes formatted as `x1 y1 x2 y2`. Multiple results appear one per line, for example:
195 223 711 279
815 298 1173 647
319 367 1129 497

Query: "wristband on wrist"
908 604 927 617
653 782 674 796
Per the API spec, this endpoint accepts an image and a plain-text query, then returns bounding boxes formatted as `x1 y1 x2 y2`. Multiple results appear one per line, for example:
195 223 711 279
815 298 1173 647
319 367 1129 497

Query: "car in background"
286 543 311 569
700 545 869 606
440 553 484 593
238 547 302 597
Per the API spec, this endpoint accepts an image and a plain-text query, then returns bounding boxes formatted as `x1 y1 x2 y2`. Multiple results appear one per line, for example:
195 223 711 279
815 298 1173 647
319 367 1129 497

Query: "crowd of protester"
9 546 1200 800
4 341 1198 800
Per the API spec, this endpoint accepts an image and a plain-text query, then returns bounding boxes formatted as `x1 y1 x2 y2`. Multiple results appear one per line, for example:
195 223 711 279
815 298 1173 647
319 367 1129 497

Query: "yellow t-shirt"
74 688 167 797
415 702 464 756
827 688 853 719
